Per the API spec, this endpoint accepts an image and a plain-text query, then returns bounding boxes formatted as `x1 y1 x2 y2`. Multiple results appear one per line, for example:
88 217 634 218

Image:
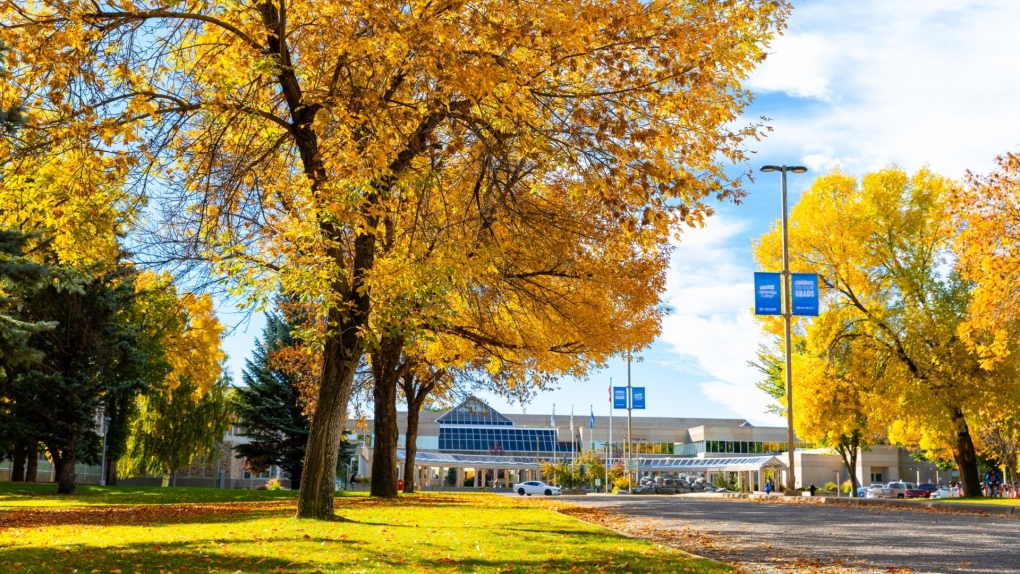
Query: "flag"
590 406 595 429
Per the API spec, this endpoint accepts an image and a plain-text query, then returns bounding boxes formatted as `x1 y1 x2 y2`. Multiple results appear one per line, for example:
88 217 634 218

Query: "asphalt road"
562 496 1020 574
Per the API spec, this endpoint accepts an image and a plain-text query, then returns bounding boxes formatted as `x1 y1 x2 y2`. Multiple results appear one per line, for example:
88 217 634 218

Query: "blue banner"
791 273 819 316
631 387 646 410
613 387 627 410
754 272 782 315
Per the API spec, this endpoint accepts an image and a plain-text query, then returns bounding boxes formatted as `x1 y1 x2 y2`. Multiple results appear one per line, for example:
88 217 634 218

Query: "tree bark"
295 321 364 519
53 450 77 495
25 443 38 482
105 455 118 485
400 371 438 494
836 443 860 497
10 439 25 482
951 409 982 497
402 397 421 494
370 335 403 498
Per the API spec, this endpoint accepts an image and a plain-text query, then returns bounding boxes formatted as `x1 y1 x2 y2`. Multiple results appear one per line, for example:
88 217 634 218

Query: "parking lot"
563 496 1020 573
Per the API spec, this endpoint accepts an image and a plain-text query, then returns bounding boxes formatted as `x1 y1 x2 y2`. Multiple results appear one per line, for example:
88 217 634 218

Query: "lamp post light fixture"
759 164 808 495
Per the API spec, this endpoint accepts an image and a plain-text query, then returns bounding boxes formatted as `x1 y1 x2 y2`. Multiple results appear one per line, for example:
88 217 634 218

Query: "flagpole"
627 352 633 494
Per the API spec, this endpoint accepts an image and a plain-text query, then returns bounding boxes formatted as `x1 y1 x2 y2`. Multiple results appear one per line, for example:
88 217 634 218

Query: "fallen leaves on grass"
0 500 295 530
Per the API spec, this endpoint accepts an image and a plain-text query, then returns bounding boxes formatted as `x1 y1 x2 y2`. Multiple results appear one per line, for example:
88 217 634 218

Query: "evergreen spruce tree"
233 314 311 489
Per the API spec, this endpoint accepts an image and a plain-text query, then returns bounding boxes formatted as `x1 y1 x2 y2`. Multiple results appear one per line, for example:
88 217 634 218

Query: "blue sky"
220 1 1020 426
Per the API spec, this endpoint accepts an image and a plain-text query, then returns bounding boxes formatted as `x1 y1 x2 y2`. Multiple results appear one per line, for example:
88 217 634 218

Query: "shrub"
823 481 838 492
266 478 285 491
841 480 853 493
613 475 632 492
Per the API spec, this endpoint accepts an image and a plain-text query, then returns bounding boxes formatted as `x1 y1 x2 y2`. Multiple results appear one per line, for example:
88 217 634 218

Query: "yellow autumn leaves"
753 164 1020 484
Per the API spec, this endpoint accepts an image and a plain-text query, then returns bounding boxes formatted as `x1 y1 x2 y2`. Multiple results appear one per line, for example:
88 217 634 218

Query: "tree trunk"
370 335 403 498
951 409 982 497
403 402 420 494
53 451 77 495
836 443 860 497
295 323 364 519
162 472 170 487
105 455 119 485
10 439 25 482
25 443 38 482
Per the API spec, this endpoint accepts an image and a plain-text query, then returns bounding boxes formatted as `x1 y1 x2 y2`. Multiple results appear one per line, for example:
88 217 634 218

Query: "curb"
676 492 1019 517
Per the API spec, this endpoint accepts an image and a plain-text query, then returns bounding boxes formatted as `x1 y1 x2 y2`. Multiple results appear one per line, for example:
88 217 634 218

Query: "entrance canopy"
398 451 786 472
398 450 543 468
635 455 786 472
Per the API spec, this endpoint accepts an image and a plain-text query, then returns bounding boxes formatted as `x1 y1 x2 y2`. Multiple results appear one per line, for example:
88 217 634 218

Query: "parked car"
857 483 881 497
929 485 957 499
516 481 561 496
905 483 938 499
873 481 916 498
864 483 886 498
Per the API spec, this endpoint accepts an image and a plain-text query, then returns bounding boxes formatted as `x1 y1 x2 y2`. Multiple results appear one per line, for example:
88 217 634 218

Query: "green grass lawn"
0 484 731 573
937 496 1020 506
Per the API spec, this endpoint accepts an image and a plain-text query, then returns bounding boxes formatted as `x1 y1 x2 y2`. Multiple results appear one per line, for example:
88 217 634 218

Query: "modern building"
348 396 942 491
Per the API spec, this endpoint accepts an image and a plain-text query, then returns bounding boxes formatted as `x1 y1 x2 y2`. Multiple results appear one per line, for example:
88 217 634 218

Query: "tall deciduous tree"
123 374 233 486
120 286 230 486
754 167 1020 496
233 313 310 489
951 152 1020 366
791 308 890 496
2 0 791 517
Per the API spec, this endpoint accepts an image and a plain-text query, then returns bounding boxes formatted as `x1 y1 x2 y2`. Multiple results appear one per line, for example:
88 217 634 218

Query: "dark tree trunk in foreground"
25 444 38 482
105 455 119 485
370 336 403 498
10 440 25 482
952 410 982 497
52 448 77 494
296 317 365 519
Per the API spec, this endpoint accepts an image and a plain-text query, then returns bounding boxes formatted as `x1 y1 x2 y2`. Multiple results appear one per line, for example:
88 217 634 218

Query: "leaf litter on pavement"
552 503 933 574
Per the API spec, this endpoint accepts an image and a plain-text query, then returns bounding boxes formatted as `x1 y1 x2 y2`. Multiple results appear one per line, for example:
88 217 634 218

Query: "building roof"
435 396 515 426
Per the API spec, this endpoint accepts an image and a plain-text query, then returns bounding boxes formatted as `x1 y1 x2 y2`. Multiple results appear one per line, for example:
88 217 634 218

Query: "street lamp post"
627 352 633 494
760 164 808 495
99 415 111 486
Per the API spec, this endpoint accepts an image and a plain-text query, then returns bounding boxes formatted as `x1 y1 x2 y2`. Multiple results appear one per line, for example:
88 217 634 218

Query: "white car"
929 486 957 499
516 481 561 496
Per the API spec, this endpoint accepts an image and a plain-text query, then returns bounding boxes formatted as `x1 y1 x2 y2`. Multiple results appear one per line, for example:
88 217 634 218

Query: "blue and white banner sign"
791 273 819 316
613 387 627 410
631 387 646 410
754 272 782 315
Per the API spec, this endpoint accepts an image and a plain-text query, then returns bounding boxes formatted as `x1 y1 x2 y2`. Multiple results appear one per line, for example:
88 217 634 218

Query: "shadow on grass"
0 502 295 529
0 540 314 573
0 538 727 574
0 482 301 506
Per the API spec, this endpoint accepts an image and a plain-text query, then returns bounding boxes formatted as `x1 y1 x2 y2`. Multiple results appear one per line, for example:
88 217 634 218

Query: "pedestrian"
764 478 773 495
809 483 817 496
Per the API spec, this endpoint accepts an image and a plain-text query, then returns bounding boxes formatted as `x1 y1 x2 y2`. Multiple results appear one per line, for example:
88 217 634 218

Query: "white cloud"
749 0 1020 177
660 216 785 425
